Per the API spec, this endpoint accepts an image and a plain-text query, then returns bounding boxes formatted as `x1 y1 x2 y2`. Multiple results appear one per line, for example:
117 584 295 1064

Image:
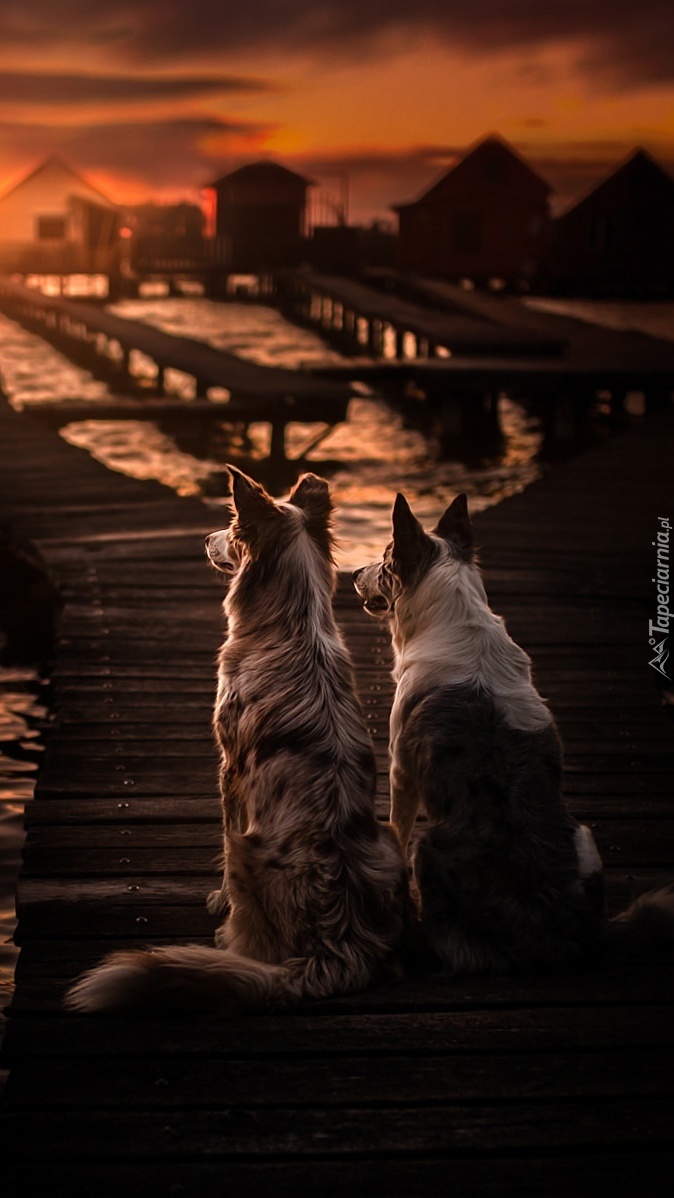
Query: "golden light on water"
0 294 553 565
0 669 46 1010
60 420 222 498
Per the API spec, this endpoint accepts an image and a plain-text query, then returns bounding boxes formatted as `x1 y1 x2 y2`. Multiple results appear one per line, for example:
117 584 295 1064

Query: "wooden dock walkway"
1 393 673 1196
278 270 674 441
5 273 674 454
279 269 674 370
277 270 567 357
0 277 353 460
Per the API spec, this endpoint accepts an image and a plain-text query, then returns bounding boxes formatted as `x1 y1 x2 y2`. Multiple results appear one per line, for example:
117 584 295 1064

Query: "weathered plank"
3 1096 674 1158
5 1156 674 1198
5 1005 674 1058
1 380 673 1195
6 1046 674 1107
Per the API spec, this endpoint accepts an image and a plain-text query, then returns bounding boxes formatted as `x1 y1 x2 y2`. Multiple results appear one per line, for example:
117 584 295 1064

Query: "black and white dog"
67 468 411 1014
354 491 674 973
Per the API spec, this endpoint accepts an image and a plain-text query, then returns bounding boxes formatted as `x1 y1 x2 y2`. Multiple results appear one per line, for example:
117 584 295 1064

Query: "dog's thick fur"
66 468 411 1014
354 492 674 973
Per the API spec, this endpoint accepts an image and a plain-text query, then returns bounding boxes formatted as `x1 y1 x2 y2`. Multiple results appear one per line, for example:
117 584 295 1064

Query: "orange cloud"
0 2 672 219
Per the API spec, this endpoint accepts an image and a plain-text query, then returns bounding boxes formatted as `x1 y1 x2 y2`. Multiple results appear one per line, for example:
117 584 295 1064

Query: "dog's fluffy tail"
603 884 674 963
64 944 366 1015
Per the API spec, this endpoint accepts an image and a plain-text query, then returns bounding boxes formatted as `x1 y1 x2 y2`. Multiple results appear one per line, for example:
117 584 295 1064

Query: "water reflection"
0 665 46 1081
0 298 544 566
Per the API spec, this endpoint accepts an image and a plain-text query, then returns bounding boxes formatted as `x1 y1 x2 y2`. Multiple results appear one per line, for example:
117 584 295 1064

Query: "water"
0 661 47 1091
0 297 546 567
4 296 672 562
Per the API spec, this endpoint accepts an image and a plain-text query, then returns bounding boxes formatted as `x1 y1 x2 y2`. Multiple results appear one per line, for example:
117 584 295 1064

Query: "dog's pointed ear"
435 493 473 562
392 493 427 563
289 473 332 523
227 464 277 526
289 473 333 556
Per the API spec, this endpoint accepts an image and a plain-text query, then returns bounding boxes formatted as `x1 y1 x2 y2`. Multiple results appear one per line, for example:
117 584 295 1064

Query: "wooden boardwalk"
1 393 673 1196
0 278 352 461
277 271 567 356
281 271 674 438
281 269 674 369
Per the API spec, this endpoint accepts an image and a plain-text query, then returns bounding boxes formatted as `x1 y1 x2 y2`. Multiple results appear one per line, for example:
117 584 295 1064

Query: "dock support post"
319 295 330 329
438 396 465 441
269 419 286 462
342 309 356 350
644 387 672 414
550 395 580 441
368 319 383 357
424 384 504 454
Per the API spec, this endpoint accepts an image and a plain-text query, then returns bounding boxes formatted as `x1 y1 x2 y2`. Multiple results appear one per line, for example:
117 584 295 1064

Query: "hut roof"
393 134 551 213
0 156 116 207
207 161 314 190
557 148 674 221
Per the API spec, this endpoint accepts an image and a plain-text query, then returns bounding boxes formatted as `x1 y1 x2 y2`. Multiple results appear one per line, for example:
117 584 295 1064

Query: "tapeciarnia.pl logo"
649 516 671 680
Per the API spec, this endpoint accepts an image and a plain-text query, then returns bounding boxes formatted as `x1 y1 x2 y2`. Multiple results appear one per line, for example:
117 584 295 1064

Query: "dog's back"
355 491 674 975
401 682 604 972
67 471 411 1015
355 492 607 974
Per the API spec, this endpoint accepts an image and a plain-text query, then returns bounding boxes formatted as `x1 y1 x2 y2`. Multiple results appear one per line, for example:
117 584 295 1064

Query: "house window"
36 215 67 240
452 211 482 254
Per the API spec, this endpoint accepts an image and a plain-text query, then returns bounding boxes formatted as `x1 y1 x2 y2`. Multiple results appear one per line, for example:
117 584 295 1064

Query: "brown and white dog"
354 491 674 973
66 468 411 1014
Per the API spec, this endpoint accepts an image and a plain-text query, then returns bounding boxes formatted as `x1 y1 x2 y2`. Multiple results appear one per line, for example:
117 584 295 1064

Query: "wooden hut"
0 157 120 276
393 135 551 288
548 149 674 296
126 202 207 274
207 161 313 273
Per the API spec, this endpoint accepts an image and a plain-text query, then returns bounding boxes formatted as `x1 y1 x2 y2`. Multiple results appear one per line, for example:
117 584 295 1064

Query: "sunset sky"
1 1 673 222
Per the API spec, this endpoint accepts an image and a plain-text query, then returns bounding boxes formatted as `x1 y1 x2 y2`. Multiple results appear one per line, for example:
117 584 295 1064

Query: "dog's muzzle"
205 533 236 575
352 566 390 614
363 595 390 614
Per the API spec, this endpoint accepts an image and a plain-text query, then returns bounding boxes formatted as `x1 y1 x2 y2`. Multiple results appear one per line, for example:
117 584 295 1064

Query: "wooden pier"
0 277 353 461
4 272 674 454
1 393 673 1195
276 270 568 357
277 271 674 442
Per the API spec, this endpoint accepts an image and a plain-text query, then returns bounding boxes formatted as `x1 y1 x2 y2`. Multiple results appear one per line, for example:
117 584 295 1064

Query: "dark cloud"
0 1 673 87
295 138 674 222
0 115 273 192
2 114 669 219
292 145 479 223
0 70 272 107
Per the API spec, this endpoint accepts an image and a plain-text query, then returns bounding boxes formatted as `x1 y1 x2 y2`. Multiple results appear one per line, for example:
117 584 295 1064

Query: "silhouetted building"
0 157 120 275
126 202 207 273
393 135 551 287
309 222 396 276
207 161 313 272
548 150 674 296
